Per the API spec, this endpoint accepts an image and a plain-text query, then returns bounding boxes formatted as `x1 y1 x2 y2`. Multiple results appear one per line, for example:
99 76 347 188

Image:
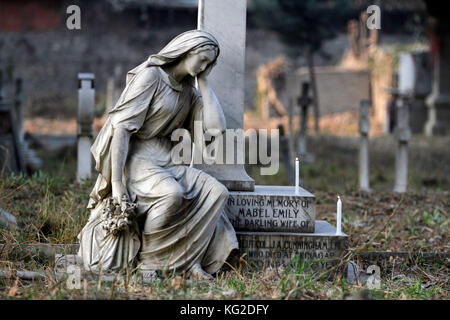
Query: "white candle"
295 157 299 195
336 195 342 234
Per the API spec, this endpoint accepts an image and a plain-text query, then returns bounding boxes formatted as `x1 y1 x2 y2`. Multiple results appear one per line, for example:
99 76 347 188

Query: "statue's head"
146 30 220 79
182 44 218 77
125 30 220 85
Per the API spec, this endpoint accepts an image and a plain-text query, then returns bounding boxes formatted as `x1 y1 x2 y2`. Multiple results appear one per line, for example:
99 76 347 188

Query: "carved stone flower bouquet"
100 195 138 237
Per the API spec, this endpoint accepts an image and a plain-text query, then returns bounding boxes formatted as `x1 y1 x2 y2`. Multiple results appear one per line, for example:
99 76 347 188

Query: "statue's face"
184 49 216 77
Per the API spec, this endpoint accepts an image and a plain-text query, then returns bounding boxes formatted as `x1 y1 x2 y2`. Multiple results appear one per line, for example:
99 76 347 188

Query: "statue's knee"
214 182 228 200
165 189 184 210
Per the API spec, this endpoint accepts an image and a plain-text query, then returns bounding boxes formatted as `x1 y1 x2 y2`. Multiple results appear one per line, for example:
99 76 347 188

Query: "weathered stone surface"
197 0 255 191
225 185 315 233
236 220 348 270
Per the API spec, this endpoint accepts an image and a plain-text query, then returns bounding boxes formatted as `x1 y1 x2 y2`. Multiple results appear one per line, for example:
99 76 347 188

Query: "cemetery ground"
0 134 448 300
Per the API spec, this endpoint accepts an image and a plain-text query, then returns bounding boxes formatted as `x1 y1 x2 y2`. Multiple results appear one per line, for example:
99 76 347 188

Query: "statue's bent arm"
111 127 130 183
198 77 226 133
110 127 131 202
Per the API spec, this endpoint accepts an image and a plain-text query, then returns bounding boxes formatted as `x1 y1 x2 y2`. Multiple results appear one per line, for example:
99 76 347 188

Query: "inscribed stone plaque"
236 221 348 270
225 185 315 232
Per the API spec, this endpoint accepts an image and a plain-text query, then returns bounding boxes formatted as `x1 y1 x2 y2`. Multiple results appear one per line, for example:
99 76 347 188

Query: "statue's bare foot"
189 263 214 281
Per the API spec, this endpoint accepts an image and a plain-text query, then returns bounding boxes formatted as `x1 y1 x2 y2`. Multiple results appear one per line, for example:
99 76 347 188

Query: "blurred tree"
251 0 352 133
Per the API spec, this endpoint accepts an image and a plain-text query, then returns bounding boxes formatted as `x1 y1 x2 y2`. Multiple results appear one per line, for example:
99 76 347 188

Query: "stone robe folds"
78 64 238 274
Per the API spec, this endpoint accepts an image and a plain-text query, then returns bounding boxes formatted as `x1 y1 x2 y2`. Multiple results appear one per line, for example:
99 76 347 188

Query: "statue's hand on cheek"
198 61 216 81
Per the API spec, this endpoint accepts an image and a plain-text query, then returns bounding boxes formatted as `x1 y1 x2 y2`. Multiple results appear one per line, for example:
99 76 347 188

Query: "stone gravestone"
77 73 95 183
197 0 254 191
198 1 348 269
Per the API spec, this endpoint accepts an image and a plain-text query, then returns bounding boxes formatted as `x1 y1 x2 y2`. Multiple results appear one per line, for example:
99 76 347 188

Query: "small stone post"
358 100 371 192
393 98 411 193
77 73 95 183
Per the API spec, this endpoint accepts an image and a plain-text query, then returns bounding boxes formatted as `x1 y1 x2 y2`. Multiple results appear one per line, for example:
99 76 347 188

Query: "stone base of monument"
225 185 348 270
236 221 348 270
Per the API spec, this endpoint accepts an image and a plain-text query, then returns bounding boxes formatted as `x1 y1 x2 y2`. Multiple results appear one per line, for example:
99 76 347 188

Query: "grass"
0 256 447 300
0 133 448 299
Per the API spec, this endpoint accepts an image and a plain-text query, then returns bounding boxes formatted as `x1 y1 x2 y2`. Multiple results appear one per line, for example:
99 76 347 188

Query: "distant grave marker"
77 73 95 183
0 70 26 174
359 100 371 192
394 99 410 193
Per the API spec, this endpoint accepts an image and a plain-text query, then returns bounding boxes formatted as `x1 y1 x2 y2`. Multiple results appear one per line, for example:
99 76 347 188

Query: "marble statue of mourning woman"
77 30 239 280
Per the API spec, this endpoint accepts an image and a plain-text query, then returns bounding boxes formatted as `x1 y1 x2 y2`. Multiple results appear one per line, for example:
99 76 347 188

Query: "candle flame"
337 195 341 200
296 157 299 161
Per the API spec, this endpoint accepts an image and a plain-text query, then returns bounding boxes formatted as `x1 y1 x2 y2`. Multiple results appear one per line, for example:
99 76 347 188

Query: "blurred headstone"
425 35 450 135
14 78 42 171
0 70 27 174
394 99 411 193
398 53 415 96
358 100 371 192
77 73 95 183
398 51 432 134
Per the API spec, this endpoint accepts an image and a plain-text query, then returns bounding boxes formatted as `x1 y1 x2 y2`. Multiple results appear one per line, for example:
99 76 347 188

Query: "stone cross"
358 100 371 192
197 0 254 191
393 98 410 193
77 73 95 183
296 81 314 163
297 82 311 157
